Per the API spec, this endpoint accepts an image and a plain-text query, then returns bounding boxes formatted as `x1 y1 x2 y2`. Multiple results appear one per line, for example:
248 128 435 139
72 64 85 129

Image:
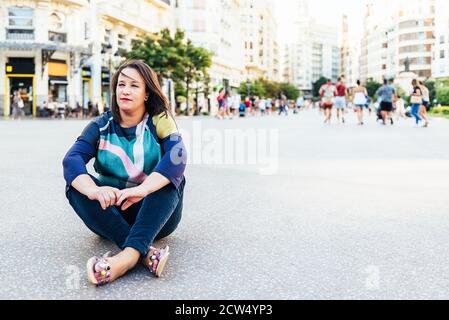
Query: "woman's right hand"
87 186 121 210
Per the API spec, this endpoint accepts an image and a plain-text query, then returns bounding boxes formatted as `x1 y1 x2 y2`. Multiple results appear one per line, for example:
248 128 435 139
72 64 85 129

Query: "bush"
436 87 449 106
429 106 449 115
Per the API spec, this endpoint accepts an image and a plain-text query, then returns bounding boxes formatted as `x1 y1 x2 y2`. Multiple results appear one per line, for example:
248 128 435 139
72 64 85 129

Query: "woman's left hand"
116 185 149 211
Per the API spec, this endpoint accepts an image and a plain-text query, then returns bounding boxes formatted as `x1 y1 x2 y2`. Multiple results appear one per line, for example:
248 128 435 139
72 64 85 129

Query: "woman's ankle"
107 249 140 281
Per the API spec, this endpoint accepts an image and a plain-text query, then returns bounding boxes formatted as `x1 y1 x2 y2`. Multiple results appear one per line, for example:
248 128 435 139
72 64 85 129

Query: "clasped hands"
87 185 149 211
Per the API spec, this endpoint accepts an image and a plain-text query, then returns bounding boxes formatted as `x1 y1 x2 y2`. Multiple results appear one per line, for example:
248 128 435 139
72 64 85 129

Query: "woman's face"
116 67 148 113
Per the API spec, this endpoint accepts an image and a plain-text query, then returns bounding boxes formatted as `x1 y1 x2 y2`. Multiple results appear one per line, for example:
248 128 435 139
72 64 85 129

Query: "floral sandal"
143 246 170 277
86 251 112 286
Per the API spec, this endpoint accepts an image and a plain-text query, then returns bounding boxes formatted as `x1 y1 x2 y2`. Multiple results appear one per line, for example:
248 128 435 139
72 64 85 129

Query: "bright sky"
274 0 366 46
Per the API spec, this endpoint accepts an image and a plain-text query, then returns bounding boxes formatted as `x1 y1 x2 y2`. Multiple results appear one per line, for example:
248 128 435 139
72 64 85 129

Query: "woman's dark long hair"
110 59 172 123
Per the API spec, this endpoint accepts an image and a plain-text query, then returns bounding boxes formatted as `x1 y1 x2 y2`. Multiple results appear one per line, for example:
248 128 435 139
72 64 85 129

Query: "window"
440 35 445 44
104 29 111 45
7 6 34 40
50 13 63 31
8 6 33 27
84 22 89 40
193 19 206 32
48 13 66 43
440 50 445 59
118 34 126 49
399 20 418 29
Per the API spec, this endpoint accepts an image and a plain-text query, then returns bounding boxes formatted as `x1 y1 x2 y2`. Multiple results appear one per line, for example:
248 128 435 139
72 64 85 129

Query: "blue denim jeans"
411 104 422 124
66 175 185 256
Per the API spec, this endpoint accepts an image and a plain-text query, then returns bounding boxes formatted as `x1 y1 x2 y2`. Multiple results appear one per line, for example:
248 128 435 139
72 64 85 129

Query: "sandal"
86 251 112 286
142 246 170 277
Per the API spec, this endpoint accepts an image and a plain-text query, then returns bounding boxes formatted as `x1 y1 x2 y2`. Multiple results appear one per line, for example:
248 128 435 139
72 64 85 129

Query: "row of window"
8 6 64 31
6 6 129 50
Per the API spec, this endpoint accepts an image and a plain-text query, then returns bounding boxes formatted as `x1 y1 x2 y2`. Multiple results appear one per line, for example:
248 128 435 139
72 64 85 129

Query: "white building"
340 15 360 88
360 0 435 83
287 0 340 93
173 0 245 98
241 0 280 82
0 0 173 118
432 0 449 79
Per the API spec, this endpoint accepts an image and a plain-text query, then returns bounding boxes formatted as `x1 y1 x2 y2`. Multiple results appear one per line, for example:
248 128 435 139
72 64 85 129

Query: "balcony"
6 28 34 40
49 31 67 43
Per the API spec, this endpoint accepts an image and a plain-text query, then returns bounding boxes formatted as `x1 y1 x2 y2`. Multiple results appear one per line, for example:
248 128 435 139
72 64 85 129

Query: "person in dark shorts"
376 79 396 125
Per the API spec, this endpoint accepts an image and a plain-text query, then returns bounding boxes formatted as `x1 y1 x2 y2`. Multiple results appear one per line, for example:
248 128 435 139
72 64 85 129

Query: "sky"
274 0 366 46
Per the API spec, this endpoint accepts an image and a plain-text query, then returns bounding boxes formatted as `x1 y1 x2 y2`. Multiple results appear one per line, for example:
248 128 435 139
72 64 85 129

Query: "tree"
122 28 185 83
365 79 382 98
175 40 212 115
312 77 328 97
424 79 436 103
436 87 449 105
121 28 212 115
238 79 266 98
280 83 300 100
260 79 281 98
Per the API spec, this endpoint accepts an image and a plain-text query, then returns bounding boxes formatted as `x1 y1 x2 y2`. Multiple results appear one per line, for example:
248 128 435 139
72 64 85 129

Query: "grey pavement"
1 110 449 299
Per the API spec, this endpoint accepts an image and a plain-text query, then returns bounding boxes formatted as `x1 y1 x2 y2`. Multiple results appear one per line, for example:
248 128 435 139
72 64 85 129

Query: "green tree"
259 79 281 98
424 79 436 103
238 79 266 98
365 79 382 98
280 83 300 100
312 77 328 97
121 28 212 115
122 28 186 83
436 87 449 105
175 40 212 115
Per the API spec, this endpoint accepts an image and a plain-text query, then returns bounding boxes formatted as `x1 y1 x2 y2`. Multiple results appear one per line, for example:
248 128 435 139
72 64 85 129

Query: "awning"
0 42 92 54
49 80 68 85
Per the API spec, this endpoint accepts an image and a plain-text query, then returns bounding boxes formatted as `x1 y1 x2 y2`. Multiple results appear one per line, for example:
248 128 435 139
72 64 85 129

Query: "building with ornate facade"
0 0 173 117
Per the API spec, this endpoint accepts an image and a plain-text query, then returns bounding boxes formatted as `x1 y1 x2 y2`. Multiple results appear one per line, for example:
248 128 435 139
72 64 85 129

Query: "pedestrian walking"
335 77 348 124
394 96 406 120
12 90 25 120
410 79 424 127
62 60 187 286
216 89 225 120
295 96 304 114
319 79 337 124
418 80 430 127
376 79 396 125
352 80 369 125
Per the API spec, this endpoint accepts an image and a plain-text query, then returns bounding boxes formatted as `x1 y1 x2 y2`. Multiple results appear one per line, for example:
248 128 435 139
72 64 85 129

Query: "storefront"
101 67 110 112
5 58 36 117
81 66 92 110
48 60 68 103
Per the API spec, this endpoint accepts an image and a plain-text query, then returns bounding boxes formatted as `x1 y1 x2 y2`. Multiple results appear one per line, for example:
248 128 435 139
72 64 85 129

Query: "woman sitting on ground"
62 59 187 286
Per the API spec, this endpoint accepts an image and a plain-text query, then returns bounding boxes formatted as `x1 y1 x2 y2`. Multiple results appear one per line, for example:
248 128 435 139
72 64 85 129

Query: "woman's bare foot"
141 246 170 277
87 248 140 285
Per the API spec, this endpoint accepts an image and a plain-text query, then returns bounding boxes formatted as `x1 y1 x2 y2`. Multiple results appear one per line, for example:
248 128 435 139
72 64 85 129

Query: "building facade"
340 14 360 88
432 0 449 79
0 0 173 118
241 0 280 82
287 0 340 93
173 0 245 92
360 0 435 83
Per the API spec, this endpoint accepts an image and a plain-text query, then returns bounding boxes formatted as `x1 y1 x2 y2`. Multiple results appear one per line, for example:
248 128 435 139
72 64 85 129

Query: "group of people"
318 77 431 127
216 91 278 119
216 90 313 119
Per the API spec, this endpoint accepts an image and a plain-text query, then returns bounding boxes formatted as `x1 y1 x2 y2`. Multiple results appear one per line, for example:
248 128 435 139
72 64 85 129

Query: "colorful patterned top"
63 111 186 191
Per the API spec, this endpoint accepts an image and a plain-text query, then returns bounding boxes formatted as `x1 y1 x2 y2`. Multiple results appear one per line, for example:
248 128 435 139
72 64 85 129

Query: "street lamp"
101 44 121 112
246 79 251 98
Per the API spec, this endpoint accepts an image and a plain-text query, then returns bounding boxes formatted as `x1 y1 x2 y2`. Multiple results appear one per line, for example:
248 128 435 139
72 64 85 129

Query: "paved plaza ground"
1 109 449 299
